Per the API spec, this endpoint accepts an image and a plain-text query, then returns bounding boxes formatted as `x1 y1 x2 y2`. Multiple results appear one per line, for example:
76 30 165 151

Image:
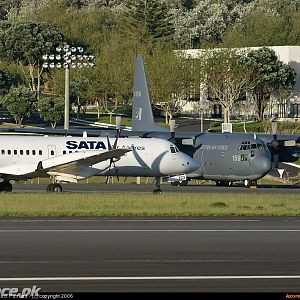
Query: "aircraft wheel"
153 188 163 194
171 181 180 186
244 180 251 188
215 181 222 186
3 182 12 192
52 183 63 192
46 183 54 192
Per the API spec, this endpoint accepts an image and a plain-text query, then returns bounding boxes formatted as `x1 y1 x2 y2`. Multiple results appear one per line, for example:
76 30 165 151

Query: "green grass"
208 120 300 134
0 192 299 217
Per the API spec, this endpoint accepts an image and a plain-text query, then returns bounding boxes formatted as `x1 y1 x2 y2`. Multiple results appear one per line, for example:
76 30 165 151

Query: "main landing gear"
46 183 63 192
0 181 12 192
153 177 163 194
244 179 257 188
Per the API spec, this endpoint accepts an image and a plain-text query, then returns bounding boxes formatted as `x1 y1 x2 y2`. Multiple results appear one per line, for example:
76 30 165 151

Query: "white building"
179 46 300 120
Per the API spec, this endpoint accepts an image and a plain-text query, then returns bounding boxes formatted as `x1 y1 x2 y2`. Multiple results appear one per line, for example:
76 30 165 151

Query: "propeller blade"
113 130 120 150
106 134 113 151
105 175 110 186
274 153 279 169
113 161 119 181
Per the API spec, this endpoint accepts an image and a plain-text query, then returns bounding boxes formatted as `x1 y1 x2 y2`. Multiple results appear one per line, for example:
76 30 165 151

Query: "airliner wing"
0 149 130 178
39 149 131 173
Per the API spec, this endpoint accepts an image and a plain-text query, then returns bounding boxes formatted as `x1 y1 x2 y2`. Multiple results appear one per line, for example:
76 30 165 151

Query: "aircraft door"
48 145 56 158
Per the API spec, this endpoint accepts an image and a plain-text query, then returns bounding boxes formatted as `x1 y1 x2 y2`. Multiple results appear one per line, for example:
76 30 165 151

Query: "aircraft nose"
160 152 200 175
253 156 272 175
182 154 200 173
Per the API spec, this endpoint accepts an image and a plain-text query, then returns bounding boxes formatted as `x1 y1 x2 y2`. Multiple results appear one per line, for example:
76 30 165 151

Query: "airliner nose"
180 153 200 173
160 152 200 175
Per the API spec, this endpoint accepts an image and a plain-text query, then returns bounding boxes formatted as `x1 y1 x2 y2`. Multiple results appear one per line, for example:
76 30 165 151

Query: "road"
0 217 299 292
12 182 300 194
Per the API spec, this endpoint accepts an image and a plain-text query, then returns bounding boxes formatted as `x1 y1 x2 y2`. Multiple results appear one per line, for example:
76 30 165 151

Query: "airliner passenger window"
26 150 30 155
51 150 54 156
39 150 42 155
8 150 11 155
63 150 66 155
1 150 4 155
20 150 23 155
32 150 36 155
14 150 17 155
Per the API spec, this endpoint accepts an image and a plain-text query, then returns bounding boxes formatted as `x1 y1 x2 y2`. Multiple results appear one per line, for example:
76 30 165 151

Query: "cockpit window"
257 143 263 149
238 141 251 150
175 146 179 152
251 144 257 149
170 146 176 153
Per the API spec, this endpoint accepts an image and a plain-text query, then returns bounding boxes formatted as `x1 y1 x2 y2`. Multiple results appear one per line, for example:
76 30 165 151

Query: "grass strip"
0 192 299 217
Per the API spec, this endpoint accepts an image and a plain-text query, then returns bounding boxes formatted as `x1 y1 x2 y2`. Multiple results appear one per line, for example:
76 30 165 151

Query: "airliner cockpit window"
170 146 176 153
251 144 257 149
175 146 179 153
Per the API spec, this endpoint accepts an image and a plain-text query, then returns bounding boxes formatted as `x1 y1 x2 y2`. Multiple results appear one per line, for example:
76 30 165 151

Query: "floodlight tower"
42 44 95 130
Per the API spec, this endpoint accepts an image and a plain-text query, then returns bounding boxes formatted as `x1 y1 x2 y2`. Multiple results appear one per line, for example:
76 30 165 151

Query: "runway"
0 217 299 292
11 182 300 194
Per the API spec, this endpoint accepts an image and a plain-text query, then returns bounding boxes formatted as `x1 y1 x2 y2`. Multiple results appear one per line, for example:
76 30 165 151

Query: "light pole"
42 44 95 130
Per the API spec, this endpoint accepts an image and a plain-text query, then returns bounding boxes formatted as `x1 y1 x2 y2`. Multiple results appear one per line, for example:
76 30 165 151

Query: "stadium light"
43 43 95 130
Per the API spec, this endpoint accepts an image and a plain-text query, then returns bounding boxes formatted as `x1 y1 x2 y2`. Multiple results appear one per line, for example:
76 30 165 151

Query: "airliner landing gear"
153 177 162 194
0 181 12 192
46 183 62 192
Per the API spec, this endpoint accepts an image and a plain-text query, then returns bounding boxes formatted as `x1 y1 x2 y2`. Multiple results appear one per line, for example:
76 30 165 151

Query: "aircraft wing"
0 149 131 179
39 149 131 174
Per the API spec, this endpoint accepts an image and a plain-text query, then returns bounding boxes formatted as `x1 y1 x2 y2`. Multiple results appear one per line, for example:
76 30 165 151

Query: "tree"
0 69 11 95
38 96 65 129
172 0 249 49
222 0 300 47
201 48 253 123
0 21 63 99
243 47 296 121
125 0 174 43
70 75 89 119
146 46 193 124
0 85 37 126
86 33 135 122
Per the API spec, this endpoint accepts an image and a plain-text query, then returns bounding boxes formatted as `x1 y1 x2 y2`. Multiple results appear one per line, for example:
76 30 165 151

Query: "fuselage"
188 133 272 181
0 135 199 181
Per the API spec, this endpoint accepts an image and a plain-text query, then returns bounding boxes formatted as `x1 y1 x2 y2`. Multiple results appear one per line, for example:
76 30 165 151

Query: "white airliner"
0 134 199 192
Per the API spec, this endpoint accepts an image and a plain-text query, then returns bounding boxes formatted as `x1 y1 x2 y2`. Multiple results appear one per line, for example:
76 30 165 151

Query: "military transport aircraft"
0 133 199 192
129 54 300 187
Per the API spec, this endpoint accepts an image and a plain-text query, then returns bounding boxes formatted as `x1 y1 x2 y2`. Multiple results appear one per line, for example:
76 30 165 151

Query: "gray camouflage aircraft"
129 54 300 187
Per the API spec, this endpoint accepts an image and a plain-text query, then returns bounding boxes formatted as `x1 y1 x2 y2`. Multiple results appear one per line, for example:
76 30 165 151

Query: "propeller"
105 116 122 186
270 119 279 168
169 119 176 143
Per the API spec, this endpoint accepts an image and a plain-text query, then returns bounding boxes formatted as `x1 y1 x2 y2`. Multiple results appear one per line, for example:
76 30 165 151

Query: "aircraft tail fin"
132 55 168 132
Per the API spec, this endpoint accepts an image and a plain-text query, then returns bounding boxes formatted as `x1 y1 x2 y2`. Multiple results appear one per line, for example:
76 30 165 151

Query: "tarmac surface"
0 217 299 292
11 182 300 194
